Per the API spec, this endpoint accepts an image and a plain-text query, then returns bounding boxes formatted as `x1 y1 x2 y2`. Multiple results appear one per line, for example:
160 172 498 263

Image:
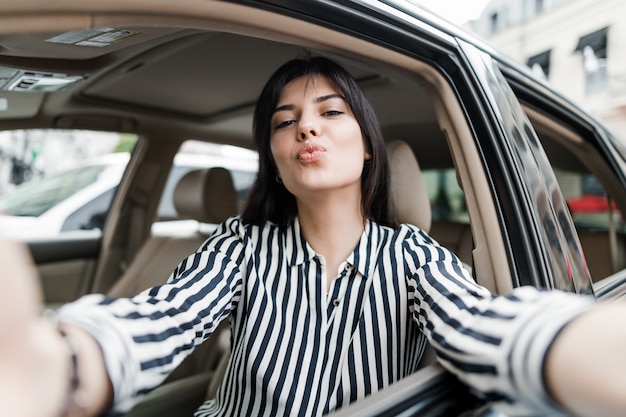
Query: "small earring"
275 175 283 184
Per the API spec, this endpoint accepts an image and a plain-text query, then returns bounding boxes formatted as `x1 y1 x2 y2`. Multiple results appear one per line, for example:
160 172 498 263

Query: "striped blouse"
58 216 593 417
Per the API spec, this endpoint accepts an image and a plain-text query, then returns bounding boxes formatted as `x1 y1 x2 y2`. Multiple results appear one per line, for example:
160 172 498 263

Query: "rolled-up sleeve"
56 217 247 415
401 224 595 416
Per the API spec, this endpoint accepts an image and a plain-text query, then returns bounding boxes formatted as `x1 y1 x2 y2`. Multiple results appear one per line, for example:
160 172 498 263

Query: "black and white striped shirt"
59 216 593 416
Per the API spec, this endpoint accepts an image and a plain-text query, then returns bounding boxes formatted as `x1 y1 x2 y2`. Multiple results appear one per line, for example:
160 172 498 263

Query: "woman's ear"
365 152 372 160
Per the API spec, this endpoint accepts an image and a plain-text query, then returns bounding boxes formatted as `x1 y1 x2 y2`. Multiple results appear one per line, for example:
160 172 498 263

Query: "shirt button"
345 264 353 271
333 299 340 306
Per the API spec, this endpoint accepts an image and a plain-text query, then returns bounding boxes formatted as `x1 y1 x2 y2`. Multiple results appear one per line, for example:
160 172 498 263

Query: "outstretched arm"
0 237 112 417
545 300 626 417
401 224 619 416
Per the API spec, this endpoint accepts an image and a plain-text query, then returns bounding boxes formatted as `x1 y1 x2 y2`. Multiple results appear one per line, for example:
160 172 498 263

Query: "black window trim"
526 49 551 76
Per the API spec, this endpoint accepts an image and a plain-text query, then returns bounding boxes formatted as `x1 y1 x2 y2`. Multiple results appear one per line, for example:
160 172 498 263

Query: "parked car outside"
0 152 129 238
1 1 626 416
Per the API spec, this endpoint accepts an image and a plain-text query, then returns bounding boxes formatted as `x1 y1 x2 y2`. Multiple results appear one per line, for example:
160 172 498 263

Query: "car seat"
115 166 238 417
388 139 474 270
107 166 238 298
387 140 432 232
386 139 439 369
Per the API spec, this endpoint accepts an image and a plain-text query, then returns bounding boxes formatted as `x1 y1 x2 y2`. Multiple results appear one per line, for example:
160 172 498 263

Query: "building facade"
470 0 626 141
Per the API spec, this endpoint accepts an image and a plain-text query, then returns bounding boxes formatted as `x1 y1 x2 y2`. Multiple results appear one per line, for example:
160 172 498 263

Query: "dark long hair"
241 56 390 227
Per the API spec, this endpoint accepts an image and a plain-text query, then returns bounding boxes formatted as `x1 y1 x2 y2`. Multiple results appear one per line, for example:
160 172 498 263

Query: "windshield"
0 165 110 216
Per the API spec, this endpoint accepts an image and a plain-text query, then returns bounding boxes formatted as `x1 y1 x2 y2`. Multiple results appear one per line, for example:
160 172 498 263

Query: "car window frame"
502 66 626 299
455 39 594 295
328 364 484 417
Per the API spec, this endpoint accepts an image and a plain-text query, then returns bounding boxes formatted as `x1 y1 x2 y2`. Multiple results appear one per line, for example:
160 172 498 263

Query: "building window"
575 27 609 95
490 12 499 34
527 50 551 80
535 0 544 13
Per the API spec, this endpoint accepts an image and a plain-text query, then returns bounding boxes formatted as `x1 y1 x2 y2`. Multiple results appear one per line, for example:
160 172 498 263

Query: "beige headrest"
173 167 238 224
387 140 431 232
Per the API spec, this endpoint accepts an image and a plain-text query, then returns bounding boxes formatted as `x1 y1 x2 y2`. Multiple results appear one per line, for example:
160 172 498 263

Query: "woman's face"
269 75 370 202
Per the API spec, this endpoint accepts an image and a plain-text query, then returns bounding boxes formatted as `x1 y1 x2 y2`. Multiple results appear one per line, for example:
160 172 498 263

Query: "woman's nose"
298 121 319 140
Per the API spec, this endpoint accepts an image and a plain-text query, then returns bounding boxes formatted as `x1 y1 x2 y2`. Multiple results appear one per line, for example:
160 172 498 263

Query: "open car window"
0 129 137 238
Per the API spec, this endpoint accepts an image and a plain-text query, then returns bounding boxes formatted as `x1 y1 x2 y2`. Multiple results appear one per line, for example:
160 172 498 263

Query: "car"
0 152 129 238
1 1 625 416
0 147 258 239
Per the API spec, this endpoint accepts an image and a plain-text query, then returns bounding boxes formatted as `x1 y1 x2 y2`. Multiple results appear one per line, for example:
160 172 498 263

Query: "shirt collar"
288 218 378 279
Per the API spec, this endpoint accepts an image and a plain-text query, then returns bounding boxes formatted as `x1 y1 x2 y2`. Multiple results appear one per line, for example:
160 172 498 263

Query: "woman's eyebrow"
315 93 345 103
273 104 294 115
273 93 345 115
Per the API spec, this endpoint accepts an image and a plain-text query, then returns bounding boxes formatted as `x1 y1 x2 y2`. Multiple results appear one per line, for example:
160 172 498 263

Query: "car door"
28 231 102 307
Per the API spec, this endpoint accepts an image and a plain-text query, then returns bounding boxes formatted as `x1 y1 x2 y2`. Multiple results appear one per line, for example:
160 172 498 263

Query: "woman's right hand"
0 237 69 417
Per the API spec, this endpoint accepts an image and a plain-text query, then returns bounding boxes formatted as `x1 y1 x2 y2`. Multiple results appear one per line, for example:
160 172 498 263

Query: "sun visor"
0 91 43 119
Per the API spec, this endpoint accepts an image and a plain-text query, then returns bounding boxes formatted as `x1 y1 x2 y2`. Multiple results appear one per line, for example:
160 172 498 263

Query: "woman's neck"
296 193 365 285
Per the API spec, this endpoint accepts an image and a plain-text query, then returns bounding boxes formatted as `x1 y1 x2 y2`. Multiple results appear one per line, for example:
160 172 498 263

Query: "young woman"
2 57 626 417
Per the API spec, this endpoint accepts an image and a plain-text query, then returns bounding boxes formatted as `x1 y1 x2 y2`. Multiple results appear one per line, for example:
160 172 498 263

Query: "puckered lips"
297 143 326 163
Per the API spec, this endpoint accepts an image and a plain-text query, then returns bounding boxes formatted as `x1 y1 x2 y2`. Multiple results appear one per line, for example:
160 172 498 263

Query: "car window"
155 139 259 223
559 171 625 233
0 129 137 238
554 159 626 283
0 132 258 238
423 168 469 224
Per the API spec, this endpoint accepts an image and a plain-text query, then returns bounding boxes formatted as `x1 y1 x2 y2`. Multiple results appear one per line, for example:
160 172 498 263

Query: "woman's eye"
323 110 343 117
275 119 295 130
